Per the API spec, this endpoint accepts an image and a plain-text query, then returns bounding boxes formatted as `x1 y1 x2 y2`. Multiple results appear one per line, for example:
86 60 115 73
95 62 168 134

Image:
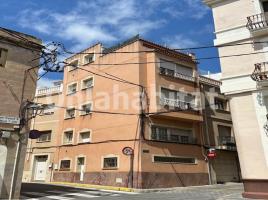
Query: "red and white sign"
122 147 134 156
207 148 216 159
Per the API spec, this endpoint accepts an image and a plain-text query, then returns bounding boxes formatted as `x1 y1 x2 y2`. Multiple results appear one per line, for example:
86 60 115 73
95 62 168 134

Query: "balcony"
36 85 62 96
217 136 236 150
247 13 268 34
159 67 196 82
251 62 268 84
160 97 198 111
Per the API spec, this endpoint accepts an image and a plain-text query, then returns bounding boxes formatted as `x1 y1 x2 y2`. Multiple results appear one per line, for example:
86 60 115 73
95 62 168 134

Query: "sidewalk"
48 181 242 194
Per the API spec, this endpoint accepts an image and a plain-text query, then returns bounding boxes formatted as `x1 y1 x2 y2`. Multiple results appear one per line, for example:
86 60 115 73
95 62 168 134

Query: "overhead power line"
57 41 268 55
58 49 268 69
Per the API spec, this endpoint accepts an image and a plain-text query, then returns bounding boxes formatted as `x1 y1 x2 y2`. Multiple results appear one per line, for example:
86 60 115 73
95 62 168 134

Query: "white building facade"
204 0 268 198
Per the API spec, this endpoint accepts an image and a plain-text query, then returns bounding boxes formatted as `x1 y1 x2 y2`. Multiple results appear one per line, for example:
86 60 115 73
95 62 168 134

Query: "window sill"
78 141 91 144
36 140 51 143
62 143 73 146
59 168 71 171
102 167 118 170
67 92 77 96
81 86 93 91
64 117 75 120
80 113 92 116
83 60 94 65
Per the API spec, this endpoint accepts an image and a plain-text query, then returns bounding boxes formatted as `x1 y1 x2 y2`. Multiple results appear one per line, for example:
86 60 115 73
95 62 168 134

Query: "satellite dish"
29 130 42 139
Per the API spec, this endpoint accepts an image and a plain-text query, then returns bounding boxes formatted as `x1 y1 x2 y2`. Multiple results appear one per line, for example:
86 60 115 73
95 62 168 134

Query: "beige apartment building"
0 27 41 199
199 75 240 184
23 81 63 183
23 36 241 189
204 0 268 198
54 36 207 188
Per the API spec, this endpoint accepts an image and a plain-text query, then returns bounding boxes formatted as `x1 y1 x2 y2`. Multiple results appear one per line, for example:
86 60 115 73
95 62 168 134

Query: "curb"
50 182 135 193
133 183 243 193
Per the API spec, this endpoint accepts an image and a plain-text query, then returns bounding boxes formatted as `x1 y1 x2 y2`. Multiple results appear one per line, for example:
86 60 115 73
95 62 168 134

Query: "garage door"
212 151 240 183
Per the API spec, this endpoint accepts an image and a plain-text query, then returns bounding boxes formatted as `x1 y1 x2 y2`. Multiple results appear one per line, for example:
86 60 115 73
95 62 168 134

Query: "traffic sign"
122 147 134 155
207 148 216 159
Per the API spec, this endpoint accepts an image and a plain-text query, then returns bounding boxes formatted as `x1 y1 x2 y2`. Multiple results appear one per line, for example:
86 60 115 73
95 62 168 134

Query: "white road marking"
64 193 99 198
43 195 73 200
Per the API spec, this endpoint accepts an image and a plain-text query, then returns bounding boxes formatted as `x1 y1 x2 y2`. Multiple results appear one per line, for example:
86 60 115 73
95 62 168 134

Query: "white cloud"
16 0 208 53
17 0 166 52
37 77 54 88
162 35 199 49
182 0 209 20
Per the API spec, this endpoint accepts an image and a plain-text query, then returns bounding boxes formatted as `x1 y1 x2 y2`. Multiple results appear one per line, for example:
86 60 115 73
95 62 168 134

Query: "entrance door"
77 157 85 181
34 156 48 181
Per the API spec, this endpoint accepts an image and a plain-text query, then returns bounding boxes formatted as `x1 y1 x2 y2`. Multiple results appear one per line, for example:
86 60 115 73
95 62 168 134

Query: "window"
68 60 78 71
43 103 55 115
84 54 94 64
81 77 94 90
80 103 92 115
60 160 71 170
65 108 75 119
160 59 193 77
76 157 85 172
262 1 268 12
218 125 233 145
151 126 194 144
0 48 8 68
161 88 195 109
67 83 77 95
37 130 52 142
153 155 196 164
103 157 118 169
79 131 91 143
214 98 226 110
63 130 73 144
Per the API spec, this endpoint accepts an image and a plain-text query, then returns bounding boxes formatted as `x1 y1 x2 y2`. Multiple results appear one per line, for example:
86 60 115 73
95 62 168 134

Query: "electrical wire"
59 49 268 70
58 40 268 55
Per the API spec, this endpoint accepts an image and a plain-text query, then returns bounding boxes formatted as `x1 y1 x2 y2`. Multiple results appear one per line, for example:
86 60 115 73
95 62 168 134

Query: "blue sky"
0 0 220 85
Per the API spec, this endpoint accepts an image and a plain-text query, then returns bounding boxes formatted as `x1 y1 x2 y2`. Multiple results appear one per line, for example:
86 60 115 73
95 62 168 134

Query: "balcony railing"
159 67 196 82
218 136 236 146
36 85 62 96
251 62 268 82
247 12 268 31
160 97 198 111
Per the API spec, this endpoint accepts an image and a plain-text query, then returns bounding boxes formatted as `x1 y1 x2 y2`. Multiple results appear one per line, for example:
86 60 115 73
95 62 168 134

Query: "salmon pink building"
23 36 240 189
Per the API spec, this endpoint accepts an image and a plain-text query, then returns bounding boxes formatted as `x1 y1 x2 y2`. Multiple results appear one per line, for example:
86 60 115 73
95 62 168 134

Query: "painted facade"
204 0 268 198
23 36 239 189
0 27 41 199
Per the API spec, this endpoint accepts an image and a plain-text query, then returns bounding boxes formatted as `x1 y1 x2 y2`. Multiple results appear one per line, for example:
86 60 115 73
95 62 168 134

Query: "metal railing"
160 97 197 110
247 12 268 31
251 62 268 82
159 67 196 82
218 136 236 146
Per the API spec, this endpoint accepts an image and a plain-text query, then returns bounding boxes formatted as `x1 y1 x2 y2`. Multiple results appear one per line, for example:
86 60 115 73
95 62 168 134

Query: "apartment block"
23 81 63 183
204 0 268 198
199 75 240 184
0 27 41 199
24 36 240 189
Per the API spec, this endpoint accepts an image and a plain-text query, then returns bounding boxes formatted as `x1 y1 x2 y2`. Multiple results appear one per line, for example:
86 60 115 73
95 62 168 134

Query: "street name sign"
0 116 20 125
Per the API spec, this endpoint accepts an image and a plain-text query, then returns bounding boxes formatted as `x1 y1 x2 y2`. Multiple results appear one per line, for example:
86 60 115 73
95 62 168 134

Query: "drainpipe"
199 84 212 185
9 138 20 200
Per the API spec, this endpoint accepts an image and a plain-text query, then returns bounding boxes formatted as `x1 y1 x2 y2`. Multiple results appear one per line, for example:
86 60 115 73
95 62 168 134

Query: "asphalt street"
20 182 247 200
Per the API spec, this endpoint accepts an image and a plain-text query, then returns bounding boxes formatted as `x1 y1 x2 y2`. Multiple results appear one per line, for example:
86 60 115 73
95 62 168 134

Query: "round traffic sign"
122 147 134 155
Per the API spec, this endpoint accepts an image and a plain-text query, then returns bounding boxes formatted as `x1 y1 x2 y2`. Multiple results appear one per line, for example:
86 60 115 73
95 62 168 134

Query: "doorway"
34 155 48 181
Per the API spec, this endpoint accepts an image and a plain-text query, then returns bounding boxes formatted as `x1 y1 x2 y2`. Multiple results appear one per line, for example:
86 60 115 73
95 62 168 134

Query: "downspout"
9 138 20 200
